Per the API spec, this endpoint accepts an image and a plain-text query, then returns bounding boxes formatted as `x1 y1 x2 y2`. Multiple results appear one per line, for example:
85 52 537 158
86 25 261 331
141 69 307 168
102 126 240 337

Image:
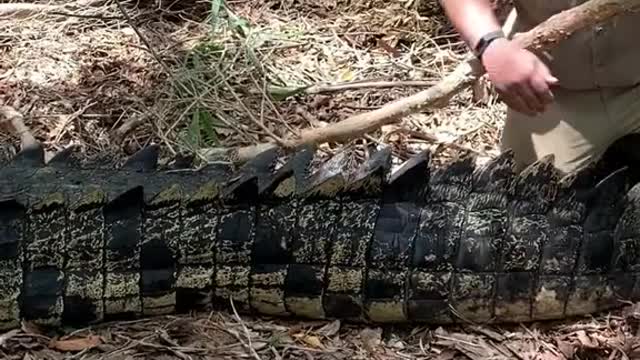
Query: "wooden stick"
267 80 437 100
201 0 640 164
0 106 37 150
0 0 108 19
0 4 60 18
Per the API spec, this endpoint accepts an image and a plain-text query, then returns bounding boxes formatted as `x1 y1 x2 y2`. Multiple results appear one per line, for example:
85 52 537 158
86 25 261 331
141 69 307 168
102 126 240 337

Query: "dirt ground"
2 0 640 359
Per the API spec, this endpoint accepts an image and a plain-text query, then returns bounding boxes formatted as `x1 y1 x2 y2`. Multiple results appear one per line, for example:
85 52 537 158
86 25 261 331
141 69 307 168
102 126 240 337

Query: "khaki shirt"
511 0 640 90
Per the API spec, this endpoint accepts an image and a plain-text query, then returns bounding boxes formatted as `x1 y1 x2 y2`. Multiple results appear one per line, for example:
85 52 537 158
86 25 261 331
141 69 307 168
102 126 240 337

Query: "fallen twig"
0 106 36 150
268 79 437 100
0 0 109 19
230 298 263 360
201 0 640 164
0 3 61 18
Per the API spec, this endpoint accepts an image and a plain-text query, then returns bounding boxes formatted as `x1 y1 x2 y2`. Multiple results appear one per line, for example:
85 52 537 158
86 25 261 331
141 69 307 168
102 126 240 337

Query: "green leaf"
228 13 251 38
187 110 202 148
199 110 220 146
210 0 224 32
268 85 311 101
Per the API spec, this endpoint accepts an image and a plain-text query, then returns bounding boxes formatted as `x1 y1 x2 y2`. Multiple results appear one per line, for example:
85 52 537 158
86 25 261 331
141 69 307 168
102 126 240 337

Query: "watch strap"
474 30 505 59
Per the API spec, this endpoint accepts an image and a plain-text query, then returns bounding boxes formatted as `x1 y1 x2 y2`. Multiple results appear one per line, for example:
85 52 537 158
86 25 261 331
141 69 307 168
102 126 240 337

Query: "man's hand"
481 38 559 116
438 0 559 116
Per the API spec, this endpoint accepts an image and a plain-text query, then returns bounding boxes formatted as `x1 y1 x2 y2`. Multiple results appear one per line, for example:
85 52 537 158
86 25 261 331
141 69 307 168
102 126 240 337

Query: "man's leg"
610 84 640 141
500 87 622 175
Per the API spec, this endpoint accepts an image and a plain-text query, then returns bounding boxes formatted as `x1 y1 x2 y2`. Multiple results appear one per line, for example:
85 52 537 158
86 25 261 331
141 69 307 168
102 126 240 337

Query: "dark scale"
532 163 602 320
567 168 631 315
456 153 515 322
631 276 640 302
284 199 340 319
252 202 297 265
280 149 353 319
365 151 428 322
406 271 451 323
455 152 513 273
103 188 144 320
540 188 583 275
612 191 640 273
322 197 380 320
600 178 640 311
216 148 291 316
63 203 106 325
175 199 218 313
249 200 298 316
565 275 609 316
249 263 289 316
492 157 558 322
575 168 628 274
532 275 572 320
21 196 67 326
409 154 474 323
501 158 558 273
599 273 636 311
413 155 475 272
610 183 640 308
212 204 256 312
365 202 417 322
0 201 25 330
140 199 181 316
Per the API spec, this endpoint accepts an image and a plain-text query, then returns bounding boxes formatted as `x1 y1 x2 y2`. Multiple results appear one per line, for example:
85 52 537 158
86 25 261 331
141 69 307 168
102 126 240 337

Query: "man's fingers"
499 89 536 116
530 74 554 105
536 60 559 85
514 84 544 113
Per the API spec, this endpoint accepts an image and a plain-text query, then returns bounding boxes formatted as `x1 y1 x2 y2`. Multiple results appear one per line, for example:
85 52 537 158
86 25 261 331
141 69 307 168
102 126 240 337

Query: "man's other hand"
481 38 559 116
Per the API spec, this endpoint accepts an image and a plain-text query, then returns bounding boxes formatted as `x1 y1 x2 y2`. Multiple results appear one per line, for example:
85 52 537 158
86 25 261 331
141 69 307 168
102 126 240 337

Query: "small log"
202 0 640 164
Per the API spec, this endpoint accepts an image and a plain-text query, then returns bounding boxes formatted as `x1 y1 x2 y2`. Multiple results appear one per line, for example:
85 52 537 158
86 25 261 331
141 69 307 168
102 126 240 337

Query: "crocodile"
2 134 640 331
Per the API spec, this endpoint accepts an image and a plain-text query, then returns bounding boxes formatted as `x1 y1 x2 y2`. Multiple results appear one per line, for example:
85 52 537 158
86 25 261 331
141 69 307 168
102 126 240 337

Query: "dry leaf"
304 335 323 349
360 327 382 353
575 330 598 349
294 333 324 349
20 321 46 337
556 340 575 359
538 351 567 360
0 329 19 347
317 320 341 337
377 37 400 57
251 341 268 351
436 349 457 360
339 68 354 82
49 335 102 352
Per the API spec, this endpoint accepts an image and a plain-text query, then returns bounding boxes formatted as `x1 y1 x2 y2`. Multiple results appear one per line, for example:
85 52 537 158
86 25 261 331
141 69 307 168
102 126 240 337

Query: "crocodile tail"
2 137 640 330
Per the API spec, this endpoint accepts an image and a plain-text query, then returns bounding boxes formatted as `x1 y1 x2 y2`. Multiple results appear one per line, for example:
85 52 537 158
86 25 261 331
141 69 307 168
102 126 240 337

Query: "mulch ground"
1 0 639 359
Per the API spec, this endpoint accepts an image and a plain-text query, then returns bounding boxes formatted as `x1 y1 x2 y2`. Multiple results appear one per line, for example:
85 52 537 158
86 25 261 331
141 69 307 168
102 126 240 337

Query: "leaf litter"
1 0 640 359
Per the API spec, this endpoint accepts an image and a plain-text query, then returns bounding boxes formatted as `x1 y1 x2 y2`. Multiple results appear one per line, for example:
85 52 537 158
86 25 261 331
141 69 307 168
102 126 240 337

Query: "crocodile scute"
2 135 640 330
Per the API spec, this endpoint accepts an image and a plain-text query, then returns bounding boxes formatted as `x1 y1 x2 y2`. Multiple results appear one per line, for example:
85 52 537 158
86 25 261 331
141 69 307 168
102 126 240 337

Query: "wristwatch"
474 30 505 59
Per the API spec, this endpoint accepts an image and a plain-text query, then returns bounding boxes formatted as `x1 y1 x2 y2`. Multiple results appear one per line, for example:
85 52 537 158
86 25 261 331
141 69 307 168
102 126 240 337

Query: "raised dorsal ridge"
123 144 160 172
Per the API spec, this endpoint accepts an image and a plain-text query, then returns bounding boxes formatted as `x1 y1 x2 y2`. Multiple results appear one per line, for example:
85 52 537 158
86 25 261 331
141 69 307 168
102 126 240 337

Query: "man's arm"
440 0 504 51
439 0 558 116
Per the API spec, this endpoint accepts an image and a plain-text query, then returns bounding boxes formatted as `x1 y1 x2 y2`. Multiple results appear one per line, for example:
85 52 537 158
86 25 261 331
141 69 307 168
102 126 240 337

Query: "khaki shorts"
500 83 640 175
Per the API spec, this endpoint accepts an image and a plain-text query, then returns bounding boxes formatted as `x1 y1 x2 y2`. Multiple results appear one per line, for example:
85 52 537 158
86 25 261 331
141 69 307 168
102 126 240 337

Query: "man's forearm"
439 0 503 50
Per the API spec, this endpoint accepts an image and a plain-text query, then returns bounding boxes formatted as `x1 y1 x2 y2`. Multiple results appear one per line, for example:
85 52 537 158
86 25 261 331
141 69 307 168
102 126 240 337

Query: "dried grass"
3 0 638 359
0 0 505 164
2 304 640 359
